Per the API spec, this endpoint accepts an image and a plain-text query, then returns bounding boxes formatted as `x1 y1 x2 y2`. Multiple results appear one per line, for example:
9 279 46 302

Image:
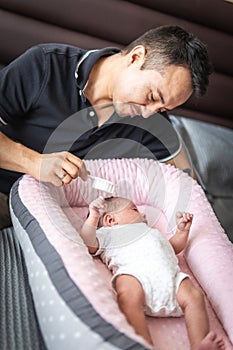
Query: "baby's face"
114 200 147 225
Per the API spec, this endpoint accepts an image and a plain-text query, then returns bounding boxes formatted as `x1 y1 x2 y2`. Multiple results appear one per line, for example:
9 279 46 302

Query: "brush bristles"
89 176 115 193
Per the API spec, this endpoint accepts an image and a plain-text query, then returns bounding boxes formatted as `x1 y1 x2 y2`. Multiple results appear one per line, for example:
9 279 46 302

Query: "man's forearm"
0 131 41 177
166 145 196 179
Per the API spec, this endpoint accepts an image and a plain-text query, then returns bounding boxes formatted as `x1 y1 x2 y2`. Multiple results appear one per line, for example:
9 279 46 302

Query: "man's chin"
115 111 130 118
114 104 139 118
116 110 139 118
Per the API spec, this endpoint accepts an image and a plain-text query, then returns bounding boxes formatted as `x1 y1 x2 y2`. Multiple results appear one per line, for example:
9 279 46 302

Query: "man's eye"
151 94 155 102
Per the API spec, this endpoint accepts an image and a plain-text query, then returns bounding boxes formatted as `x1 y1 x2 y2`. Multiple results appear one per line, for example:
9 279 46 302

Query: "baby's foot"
193 331 225 350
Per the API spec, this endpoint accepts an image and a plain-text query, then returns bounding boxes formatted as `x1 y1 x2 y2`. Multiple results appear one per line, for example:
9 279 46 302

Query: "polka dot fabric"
10 158 233 350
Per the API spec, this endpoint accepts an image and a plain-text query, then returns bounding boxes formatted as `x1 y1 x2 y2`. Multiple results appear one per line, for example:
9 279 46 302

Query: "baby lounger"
10 158 233 350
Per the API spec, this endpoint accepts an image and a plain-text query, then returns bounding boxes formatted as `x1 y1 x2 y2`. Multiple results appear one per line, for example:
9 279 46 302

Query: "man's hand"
38 151 89 186
0 131 89 186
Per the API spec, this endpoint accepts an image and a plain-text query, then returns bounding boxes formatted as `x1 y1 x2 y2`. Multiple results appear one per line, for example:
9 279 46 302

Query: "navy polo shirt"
0 44 180 194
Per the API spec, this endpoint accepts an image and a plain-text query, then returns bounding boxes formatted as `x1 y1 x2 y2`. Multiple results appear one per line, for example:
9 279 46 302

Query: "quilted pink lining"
19 159 233 349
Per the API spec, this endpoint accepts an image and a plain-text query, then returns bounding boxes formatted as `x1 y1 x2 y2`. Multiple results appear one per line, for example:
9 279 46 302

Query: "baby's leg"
177 278 224 349
177 277 209 346
115 274 153 347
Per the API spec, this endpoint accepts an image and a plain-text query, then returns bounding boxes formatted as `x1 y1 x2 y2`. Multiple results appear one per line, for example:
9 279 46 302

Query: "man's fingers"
40 151 89 186
78 161 90 180
60 172 72 185
65 153 89 180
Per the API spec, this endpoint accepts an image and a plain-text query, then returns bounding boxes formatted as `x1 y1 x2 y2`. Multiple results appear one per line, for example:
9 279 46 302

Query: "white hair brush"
89 175 115 194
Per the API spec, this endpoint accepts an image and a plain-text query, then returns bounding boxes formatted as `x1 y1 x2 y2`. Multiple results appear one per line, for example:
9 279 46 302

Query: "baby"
80 196 225 350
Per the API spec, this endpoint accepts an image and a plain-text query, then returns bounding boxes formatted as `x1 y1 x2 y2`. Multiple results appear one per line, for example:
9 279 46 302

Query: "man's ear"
128 45 146 67
102 213 118 227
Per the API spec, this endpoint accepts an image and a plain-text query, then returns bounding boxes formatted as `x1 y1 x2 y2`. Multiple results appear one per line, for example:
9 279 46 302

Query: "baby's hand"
176 212 193 232
89 196 106 218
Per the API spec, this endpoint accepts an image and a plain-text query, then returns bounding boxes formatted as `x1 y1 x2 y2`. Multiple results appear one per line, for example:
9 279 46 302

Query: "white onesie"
95 222 188 317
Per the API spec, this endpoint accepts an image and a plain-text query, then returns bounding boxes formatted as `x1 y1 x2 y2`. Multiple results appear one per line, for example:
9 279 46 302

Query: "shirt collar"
75 47 121 91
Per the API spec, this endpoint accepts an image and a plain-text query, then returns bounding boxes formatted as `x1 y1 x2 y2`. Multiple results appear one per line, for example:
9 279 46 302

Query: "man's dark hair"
122 25 212 96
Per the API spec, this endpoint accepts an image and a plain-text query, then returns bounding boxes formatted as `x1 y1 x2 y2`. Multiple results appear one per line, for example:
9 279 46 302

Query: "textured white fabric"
95 223 188 317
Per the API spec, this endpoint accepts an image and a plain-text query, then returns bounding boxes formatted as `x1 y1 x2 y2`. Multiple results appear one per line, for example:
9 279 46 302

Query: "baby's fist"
176 212 193 232
89 196 106 217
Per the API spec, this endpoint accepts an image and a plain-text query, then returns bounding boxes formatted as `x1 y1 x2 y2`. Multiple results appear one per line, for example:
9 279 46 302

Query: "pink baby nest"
10 158 233 350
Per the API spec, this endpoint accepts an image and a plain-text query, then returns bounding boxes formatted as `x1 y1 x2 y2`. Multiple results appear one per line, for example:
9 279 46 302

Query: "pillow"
10 159 233 349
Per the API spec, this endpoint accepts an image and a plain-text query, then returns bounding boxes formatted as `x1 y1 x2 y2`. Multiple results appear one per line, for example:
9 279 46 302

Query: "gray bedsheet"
0 227 47 350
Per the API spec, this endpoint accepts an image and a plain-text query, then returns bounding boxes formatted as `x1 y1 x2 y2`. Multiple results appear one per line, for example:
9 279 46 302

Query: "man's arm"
166 145 196 179
0 131 88 186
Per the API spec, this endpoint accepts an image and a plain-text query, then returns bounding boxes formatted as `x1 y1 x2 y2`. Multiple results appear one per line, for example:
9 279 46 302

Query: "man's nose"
141 104 163 118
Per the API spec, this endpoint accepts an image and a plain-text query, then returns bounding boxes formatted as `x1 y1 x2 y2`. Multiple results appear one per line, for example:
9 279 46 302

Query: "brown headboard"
0 0 232 128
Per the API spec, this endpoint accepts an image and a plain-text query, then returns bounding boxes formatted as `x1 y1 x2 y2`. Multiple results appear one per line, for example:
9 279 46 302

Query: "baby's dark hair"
102 196 121 212
98 197 131 227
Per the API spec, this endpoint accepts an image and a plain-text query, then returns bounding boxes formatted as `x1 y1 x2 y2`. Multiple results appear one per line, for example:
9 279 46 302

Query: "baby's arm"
169 212 193 254
80 196 106 254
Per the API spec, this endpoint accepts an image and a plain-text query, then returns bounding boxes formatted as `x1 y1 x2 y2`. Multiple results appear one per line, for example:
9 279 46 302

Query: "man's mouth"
129 105 141 117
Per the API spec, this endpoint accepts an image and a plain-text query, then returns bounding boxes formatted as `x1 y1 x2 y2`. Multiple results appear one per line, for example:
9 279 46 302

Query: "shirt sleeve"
0 46 46 124
92 227 111 256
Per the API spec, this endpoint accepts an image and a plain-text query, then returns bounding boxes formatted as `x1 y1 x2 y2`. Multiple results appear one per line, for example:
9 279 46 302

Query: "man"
0 25 212 228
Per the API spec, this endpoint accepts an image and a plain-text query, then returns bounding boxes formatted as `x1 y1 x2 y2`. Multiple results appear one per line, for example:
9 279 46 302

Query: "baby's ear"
103 213 117 227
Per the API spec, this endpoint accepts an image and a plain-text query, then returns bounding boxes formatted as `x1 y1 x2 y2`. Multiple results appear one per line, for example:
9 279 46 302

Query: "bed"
10 158 233 350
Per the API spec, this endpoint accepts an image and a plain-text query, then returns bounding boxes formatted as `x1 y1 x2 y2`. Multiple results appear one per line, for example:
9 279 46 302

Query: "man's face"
112 61 193 118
